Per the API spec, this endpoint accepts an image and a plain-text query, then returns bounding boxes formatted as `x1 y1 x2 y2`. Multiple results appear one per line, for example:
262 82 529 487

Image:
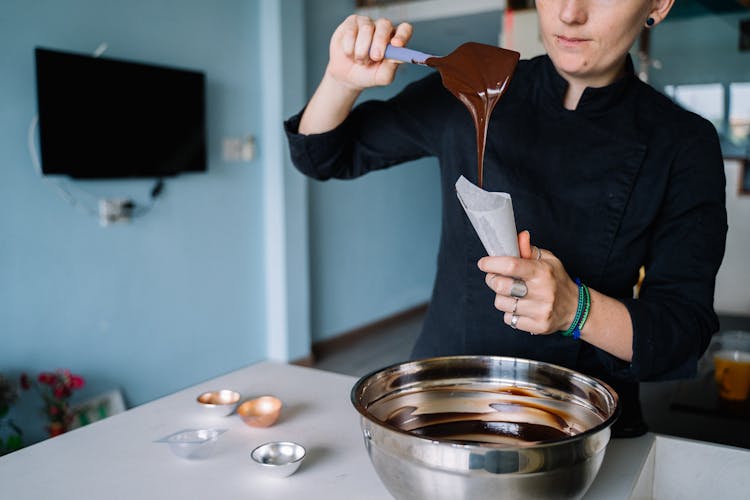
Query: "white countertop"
0 361 656 499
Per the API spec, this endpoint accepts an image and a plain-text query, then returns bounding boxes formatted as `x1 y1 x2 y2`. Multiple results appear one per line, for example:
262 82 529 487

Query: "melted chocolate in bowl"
426 43 519 188
369 384 605 446
352 357 619 499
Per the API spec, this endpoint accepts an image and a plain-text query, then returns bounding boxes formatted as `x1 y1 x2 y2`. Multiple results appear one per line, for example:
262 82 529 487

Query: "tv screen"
34 47 206 178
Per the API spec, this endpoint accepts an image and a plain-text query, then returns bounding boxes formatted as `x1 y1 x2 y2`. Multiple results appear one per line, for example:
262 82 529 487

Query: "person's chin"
551 55 591 79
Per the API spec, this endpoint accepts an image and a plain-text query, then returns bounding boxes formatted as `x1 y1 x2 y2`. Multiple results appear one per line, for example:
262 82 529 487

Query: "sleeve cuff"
283 110 352 180
619 297 698 380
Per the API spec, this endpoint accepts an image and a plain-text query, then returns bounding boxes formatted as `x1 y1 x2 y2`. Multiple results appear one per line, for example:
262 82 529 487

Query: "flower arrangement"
22 369 85 438
0 373 23 455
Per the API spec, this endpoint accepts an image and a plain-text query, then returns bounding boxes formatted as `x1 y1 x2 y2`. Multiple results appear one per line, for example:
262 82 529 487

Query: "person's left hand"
478 231 580 335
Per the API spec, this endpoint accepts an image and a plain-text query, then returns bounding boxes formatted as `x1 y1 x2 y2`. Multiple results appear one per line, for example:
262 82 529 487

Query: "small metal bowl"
237 396 283 427
159 428 227 459
196 390 241 417
251 441 306 477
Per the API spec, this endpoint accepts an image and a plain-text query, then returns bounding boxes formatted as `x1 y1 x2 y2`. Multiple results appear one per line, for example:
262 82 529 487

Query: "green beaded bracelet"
561 278 585 337
573 283 591 340
562 278 590 339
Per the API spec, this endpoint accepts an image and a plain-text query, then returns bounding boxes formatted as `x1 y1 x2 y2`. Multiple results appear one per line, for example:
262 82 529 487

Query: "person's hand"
326 15 413 91
478 231 580 335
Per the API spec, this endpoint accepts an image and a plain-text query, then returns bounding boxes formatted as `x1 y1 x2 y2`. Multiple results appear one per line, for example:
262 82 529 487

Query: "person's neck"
559 62 628 111
563 82 586 110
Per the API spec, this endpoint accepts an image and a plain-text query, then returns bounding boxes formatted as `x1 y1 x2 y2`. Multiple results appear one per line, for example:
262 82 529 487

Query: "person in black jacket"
284 0 727 436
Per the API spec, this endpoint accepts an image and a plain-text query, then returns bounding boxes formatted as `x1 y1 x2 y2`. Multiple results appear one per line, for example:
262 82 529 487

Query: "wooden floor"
312 312 422 377
314 310 750 449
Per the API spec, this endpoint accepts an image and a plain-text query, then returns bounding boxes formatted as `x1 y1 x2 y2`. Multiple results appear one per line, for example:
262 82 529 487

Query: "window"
666 82 750 193
729 82 750 148
672 83 725 133
666 82 750 156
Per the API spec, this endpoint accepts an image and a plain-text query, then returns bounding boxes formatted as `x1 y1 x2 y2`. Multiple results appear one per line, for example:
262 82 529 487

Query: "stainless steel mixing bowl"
351 356 619 500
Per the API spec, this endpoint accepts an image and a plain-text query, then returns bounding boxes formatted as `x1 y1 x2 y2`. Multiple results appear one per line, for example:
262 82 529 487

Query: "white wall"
715 159 750 316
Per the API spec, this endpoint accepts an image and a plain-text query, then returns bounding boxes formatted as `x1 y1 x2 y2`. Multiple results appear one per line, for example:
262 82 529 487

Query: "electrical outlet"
241 135 256 161
222 138 242 161
222 135 255 162
99 199 133 226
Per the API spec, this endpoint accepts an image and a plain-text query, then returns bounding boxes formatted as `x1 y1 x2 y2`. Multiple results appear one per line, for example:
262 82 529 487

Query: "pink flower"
20 373 30 390
53 384 71 399
69 374 85 389
29 368 86 438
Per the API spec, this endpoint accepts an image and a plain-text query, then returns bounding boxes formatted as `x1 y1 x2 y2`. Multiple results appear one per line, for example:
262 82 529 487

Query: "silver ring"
510 314 520 329
512 297 519 314
536 247 543 261
510 279 527 298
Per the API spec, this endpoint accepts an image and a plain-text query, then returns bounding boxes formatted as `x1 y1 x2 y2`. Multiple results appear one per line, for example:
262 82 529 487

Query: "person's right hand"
327 15 413 92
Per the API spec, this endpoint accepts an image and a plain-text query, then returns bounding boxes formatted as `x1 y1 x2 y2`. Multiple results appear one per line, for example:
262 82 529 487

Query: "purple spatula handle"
384 44 434 65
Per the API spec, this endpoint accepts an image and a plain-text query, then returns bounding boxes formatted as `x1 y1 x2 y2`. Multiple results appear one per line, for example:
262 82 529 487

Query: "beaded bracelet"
561 278 591 340
572 281 591 340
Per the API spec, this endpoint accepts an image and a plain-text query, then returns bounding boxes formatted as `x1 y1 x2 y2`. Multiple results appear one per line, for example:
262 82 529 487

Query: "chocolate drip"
426 43 519 188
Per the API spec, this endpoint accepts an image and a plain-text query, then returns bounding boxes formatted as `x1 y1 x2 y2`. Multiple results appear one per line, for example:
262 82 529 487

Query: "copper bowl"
237 396 283 427
196 390 241 417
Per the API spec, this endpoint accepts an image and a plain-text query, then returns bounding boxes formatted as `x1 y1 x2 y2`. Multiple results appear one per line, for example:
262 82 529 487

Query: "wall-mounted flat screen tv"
35 47 206 178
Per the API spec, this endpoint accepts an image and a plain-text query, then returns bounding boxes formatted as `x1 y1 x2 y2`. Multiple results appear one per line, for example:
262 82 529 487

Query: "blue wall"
304 2 502 341
0 0 267 443
651 12 750 87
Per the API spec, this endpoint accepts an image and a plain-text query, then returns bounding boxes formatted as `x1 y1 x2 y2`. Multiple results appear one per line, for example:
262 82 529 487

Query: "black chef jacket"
284 54 727 435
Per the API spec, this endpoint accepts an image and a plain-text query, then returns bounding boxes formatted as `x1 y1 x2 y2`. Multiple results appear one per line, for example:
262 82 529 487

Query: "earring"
646 17 655 27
